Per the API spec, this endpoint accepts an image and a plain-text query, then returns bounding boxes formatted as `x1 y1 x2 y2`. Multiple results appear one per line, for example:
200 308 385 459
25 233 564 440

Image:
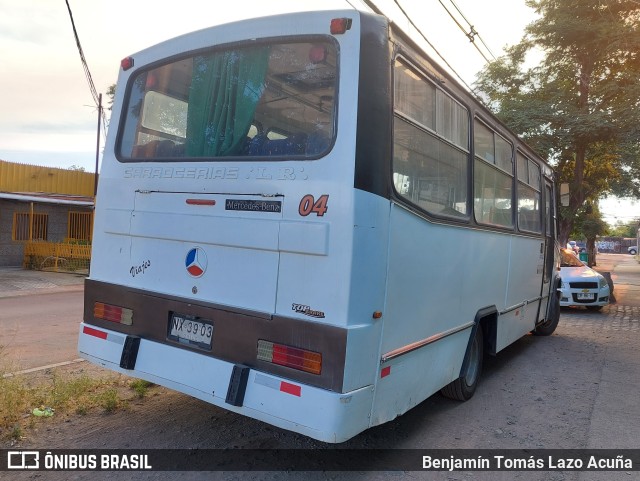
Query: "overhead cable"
64 0 107 134
391 0 474 92
437 0 496 62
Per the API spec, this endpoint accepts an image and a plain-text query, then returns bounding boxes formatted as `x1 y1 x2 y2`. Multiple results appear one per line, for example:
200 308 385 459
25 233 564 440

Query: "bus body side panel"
370 204 543 426
338 13 394 396
371 332 469 427
341 189 390 393
497 236 547 351
370 205 474 423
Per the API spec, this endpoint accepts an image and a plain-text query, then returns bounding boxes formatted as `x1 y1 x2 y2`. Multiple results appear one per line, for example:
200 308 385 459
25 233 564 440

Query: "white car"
559 249 610 311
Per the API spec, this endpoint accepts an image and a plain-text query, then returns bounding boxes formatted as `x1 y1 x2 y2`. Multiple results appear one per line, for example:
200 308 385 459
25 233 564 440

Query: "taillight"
257 340 322 375
330 18 352 35
121 56 134 71
94 302 133 325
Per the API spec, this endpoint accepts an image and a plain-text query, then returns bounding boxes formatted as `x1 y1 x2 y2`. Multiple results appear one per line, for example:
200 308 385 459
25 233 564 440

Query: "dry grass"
0 349 156 442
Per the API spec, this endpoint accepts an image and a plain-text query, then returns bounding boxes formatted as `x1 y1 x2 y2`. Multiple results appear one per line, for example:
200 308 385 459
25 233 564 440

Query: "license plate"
577 293 595 300
168 313 213 350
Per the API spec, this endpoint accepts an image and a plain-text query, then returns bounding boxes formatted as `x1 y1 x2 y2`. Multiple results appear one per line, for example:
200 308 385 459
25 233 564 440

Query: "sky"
0 0 637 224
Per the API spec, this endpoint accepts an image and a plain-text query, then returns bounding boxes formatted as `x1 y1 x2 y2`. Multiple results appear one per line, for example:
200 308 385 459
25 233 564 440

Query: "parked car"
629 246 638 255
559 248 610 311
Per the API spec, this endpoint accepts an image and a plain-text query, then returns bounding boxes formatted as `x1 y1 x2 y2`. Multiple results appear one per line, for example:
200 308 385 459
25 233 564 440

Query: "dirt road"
0 290 84 371
3 255 640 480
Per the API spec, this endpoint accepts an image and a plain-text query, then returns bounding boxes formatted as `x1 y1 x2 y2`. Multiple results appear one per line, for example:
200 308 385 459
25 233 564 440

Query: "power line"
65 0 98 105
391 0 474 92
64 0 107 136
437 0 496 62
360 0 492 93
446 0 496 60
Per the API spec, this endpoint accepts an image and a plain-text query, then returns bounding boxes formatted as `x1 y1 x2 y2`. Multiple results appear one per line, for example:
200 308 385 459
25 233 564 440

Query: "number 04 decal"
298 194 329 217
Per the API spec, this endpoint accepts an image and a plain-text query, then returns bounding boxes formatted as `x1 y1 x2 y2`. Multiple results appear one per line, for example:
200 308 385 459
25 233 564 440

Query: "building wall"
0 200 23 266
0 199 92 267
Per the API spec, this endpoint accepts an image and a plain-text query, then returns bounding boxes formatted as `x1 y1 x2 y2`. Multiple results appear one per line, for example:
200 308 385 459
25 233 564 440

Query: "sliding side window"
516 152 542 233
473 119 514 228
392 58 469 219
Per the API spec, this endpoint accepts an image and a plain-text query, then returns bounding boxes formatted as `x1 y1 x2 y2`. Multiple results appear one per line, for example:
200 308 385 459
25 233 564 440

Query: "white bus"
78 7 560 443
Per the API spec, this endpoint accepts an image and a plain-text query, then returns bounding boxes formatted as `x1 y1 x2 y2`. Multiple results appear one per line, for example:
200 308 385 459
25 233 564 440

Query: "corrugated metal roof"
0 159 96 197
0 191 94 206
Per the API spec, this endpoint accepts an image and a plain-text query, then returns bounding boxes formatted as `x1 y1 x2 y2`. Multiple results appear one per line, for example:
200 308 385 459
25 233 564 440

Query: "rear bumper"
78 323 373 443
83 279 347 392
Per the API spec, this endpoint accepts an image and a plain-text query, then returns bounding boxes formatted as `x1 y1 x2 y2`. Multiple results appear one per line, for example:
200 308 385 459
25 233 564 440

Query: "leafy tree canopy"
106 84 116 111
474 0 640 243
608 219 640 238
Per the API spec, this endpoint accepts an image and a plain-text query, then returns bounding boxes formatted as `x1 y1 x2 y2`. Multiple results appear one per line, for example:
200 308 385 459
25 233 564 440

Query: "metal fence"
23 241 91 274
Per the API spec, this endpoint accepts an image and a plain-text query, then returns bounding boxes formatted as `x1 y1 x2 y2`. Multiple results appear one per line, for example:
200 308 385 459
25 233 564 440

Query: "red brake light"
330 18 352 35
257 340 322 375
94 302 133 325
121 57 134 71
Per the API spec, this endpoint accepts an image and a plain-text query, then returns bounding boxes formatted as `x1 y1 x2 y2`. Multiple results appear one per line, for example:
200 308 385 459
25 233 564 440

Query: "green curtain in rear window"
186 46 270 156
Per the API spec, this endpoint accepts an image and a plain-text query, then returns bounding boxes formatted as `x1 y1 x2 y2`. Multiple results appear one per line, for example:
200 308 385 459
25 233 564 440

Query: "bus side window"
519 208 541 233
490 207 512 226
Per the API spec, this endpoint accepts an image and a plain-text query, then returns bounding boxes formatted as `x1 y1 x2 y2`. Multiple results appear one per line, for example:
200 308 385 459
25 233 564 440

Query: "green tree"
474 0 640 244
106 84 116 111
609 220 640 238
571 202 608 265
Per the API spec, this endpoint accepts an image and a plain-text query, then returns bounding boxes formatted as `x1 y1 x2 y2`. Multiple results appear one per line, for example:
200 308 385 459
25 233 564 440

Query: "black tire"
534 287 560 336
440 326 483 401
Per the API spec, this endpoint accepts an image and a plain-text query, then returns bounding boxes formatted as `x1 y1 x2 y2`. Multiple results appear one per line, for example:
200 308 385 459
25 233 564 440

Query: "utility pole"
94 93 102 198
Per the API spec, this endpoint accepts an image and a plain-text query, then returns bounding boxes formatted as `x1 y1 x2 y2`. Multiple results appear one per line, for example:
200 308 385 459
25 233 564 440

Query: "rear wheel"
440 326 483 401
534 282 561 336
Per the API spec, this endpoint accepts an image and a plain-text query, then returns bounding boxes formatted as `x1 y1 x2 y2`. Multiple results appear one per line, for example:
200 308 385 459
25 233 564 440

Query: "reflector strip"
254 373 280 390
381 366 391 378
83 326 107 340
186 199 216 206
81 326 125 345
280 381 301 397
254 374 302 397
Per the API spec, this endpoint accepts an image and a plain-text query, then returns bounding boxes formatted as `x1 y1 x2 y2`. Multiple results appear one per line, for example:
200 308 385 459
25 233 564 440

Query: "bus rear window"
118 39 337 160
